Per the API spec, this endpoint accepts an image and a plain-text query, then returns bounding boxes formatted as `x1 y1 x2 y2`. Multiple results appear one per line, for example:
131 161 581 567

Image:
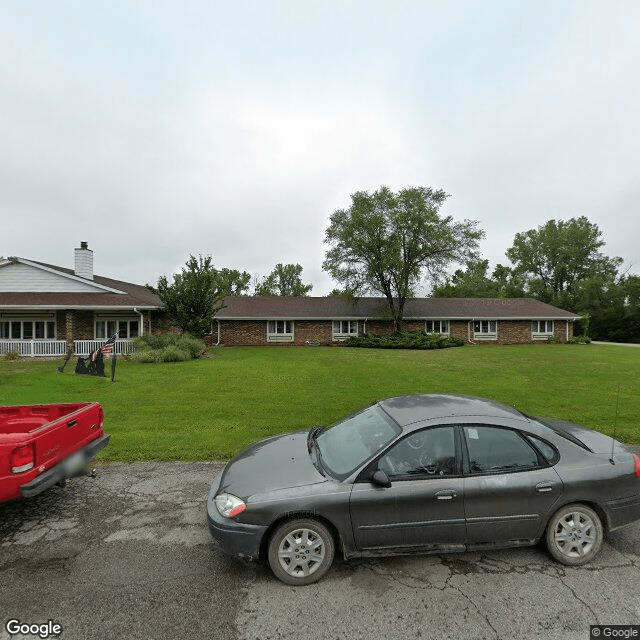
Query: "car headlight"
215 493 247 518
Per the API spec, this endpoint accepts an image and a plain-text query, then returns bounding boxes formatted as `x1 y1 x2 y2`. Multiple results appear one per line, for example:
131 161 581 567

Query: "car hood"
218 431 326 499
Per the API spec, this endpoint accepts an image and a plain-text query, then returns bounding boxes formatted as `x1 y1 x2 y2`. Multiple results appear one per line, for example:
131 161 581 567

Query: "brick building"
213 296 579 346
0 243 163 357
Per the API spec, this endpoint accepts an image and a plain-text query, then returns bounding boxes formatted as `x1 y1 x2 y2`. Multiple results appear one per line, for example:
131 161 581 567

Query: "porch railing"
0 340 68 357
74 339 136 356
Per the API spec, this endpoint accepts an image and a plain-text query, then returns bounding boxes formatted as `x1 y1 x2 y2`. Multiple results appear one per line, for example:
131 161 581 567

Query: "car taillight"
633 454 640 478
11 444 35 473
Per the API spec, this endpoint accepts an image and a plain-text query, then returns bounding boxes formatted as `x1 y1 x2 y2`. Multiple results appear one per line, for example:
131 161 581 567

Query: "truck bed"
0 402 109 502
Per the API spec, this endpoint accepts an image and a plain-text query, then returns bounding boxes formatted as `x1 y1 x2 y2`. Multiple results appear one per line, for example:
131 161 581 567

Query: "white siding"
0 262 105 293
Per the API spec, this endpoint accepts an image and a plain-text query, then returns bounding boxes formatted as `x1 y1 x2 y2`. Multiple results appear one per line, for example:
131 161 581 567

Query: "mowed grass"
1 344 639 461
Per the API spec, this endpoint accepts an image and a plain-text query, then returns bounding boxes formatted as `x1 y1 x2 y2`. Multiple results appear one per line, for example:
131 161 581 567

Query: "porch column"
65 311 74 352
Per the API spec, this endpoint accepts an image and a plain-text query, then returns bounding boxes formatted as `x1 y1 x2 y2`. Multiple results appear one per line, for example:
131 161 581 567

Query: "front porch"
0 339 137 358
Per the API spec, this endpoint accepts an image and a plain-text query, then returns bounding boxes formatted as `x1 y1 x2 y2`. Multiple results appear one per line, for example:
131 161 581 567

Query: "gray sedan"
207 394 640 585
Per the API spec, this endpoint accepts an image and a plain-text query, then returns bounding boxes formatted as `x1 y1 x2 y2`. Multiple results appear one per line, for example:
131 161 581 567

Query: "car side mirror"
371 469 391 488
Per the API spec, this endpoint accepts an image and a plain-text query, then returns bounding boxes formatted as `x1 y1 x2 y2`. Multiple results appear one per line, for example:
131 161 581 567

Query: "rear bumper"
206 470 267 561
20 435 110 498
605 493 640 530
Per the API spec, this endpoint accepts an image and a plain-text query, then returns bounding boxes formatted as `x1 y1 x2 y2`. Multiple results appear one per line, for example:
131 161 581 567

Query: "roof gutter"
216 315 581 322
0 305 161 311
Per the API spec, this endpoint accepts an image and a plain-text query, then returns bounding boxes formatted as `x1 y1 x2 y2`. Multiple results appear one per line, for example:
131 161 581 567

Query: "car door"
462 424 564 544
349 426 466 551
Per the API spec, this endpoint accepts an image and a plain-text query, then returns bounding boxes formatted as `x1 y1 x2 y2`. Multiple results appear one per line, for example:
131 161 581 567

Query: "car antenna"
609 383 621 465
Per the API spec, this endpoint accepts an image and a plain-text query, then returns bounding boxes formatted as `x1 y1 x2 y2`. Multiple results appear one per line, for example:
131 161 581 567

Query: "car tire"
545 503 603 566
268 518 335 586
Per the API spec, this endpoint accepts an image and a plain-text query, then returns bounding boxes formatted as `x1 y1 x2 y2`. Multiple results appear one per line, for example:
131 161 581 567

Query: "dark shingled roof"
0 260 162 309
216 296 579 320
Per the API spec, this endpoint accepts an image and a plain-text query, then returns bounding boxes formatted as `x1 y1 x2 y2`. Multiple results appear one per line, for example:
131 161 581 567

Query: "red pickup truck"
0 402 109 502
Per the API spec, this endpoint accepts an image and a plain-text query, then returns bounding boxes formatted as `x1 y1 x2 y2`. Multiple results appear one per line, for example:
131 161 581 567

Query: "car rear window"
526 416 592 452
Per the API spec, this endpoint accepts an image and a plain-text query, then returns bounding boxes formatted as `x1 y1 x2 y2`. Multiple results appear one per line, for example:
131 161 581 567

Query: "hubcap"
278 528 325 577
554 512 597 558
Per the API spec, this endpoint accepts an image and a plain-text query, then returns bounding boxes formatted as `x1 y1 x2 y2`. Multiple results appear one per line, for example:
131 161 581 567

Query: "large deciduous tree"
254 263 313 296
323 186 484 332
156 255 250 337
505 217 622 310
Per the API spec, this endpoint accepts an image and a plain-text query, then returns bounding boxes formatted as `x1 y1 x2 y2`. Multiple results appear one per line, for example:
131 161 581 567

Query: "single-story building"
0 243 164 357
213 296 580 346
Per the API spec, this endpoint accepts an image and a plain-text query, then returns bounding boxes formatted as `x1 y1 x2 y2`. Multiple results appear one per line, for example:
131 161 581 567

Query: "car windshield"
316 405 401 480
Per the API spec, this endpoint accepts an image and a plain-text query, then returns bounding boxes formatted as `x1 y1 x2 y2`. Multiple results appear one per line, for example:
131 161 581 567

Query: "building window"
95 319 139 340
425 320 450 335
532 320 554 339
473 320 497 340
0 320 56 340
332 320 358 340
267 320 294 342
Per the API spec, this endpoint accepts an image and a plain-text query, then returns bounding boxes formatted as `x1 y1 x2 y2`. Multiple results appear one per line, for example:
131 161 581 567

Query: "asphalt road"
1 462 639 640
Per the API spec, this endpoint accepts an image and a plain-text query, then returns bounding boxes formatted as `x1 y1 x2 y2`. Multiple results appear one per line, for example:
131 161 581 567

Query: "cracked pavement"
1 462 639 640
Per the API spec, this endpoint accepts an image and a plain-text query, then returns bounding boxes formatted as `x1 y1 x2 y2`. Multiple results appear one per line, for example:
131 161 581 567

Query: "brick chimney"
74 241 94 280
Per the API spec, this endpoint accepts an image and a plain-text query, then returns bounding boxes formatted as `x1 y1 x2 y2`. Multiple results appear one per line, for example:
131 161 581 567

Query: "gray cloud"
1 1 638 293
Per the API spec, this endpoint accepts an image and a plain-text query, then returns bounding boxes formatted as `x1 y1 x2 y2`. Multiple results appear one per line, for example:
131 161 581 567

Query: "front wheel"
268 519 335 585
545 504 603 566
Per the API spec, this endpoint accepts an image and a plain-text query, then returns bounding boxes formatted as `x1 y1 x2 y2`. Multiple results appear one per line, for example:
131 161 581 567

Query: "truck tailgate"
0 402 108 502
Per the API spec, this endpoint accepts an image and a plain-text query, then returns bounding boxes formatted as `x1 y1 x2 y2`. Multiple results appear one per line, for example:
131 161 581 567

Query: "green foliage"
254 263 313 296
433 259 527 298
343 330 464 350
568 335 592 344
176 334 205 359
131 349 163 363
505 217 622 311
161 345 189 362
2 351 21 361
323 185 484 332
156 254 250 337
132 332 205 363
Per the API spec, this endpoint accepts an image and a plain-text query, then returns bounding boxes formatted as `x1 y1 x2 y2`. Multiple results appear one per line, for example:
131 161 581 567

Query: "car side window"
464 426 539 474
379 427 456 479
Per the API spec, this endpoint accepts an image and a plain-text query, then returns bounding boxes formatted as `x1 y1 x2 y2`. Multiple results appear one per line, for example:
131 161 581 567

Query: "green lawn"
1 344 638 461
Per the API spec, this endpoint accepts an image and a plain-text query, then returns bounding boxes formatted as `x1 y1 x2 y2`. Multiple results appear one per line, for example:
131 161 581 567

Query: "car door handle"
535 482 554 493
435 490 457 500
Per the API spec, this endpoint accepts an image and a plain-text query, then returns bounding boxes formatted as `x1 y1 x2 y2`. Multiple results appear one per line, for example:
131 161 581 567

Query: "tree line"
153 186 639 343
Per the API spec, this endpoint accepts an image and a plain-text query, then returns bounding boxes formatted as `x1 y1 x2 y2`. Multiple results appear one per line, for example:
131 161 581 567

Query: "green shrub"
344 330 464 350
131 349 160 363
176 334 205 359
568 335 592 344
162 345 189 362
132 332 205 363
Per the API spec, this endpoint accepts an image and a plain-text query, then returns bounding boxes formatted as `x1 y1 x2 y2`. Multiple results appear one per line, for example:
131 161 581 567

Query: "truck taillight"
11 444 35 473
634 454 640 478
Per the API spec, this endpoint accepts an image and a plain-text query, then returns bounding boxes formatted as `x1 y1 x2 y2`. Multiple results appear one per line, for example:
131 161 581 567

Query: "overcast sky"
2 1 639 294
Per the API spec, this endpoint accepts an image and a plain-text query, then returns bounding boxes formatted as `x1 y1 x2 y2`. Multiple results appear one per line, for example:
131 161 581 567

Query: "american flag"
93 332 118 360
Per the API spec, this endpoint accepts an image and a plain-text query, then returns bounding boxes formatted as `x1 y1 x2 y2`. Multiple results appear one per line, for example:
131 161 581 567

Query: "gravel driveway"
1 462 639 640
